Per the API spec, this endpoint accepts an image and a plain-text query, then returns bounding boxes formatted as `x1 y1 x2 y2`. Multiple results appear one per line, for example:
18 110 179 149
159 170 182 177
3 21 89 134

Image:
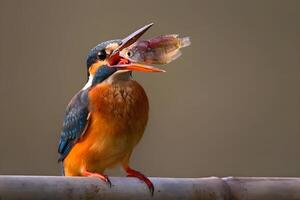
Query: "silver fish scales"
119 34 191 65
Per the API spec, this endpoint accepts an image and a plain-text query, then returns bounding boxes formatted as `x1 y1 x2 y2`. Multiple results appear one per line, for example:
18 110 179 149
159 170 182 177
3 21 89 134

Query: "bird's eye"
97 50 106 60
126 51 133 57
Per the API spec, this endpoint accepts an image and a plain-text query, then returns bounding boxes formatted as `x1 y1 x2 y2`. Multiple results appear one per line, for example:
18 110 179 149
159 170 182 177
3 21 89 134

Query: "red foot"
125 166 154 195
82 170 111 187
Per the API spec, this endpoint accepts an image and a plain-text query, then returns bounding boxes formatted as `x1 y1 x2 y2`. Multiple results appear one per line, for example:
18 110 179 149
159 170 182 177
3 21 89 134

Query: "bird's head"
85 23 164 88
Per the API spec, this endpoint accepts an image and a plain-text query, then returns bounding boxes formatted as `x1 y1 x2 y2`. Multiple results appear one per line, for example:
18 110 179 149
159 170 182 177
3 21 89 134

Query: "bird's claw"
101 174 112 187
105 175 112 188
125 168 154 196
82 170 112 187
127 174 154 196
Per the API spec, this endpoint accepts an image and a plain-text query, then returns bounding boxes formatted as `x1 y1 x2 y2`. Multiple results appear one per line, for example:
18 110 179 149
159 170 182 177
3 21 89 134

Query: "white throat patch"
82 75 94 90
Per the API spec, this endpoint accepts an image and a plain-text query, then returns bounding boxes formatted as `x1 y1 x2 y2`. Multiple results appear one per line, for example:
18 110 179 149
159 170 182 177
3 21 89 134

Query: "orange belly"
63 79 149 176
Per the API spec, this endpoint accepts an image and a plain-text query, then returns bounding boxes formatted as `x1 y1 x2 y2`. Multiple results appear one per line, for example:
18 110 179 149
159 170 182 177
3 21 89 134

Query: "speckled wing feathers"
58 89 90 161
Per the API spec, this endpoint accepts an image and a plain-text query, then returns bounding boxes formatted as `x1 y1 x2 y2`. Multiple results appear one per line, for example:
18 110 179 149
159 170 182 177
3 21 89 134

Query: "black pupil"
97 50 106 60
127 51 132 57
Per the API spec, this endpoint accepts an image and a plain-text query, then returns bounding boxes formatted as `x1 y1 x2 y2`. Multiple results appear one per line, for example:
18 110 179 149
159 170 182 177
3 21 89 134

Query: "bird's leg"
82 170 112 187
123 164 154 195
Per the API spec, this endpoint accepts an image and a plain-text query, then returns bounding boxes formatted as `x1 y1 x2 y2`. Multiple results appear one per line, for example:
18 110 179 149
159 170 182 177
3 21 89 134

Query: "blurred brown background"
0 0 299 177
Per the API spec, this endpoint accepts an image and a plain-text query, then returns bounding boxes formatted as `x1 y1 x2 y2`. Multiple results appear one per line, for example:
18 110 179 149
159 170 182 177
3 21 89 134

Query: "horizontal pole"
0 176 300 200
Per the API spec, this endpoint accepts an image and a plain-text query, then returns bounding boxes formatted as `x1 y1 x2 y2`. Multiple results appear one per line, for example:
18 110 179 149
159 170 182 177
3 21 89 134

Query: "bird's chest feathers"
88 79 149 137
85 79 148 158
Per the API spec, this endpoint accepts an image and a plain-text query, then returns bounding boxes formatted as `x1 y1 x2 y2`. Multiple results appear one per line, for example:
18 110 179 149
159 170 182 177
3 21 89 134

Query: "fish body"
119 35 191 65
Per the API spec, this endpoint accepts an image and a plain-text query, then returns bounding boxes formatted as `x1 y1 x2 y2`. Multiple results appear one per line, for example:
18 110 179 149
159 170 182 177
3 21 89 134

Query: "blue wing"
58 89 90 162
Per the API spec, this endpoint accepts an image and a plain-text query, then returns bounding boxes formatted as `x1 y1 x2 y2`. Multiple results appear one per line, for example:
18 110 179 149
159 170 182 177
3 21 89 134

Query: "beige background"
0 0 299 177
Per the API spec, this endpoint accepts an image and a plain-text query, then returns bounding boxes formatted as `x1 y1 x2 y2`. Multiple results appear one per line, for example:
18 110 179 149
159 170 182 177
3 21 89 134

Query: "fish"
119 34 191 65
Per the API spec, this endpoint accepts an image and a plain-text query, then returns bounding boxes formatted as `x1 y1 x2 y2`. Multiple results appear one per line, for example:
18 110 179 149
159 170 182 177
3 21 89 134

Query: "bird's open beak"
107 23 165 73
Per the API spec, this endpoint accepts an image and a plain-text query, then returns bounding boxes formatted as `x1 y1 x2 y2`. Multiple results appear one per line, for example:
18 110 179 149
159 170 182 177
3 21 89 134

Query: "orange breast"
63 79 149 176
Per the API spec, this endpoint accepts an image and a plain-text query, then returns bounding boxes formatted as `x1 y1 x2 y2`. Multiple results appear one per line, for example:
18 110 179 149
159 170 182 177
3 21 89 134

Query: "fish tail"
179 37 191 48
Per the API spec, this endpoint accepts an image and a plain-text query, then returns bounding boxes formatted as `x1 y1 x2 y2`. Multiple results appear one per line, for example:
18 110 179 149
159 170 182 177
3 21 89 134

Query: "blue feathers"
86 39 121 68
92 66 117 86
58 67 116 162
58 89 89 162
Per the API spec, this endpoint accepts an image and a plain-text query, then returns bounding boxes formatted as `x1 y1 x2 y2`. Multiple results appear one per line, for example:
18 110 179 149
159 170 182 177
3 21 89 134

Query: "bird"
57 23 164 195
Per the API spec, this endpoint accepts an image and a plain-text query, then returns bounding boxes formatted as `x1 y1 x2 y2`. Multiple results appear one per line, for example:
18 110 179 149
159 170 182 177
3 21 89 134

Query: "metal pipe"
0 176 299 200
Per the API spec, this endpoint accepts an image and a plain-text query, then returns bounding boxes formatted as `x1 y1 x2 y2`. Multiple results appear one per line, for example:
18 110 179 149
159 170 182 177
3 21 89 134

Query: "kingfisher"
57 23 164 195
